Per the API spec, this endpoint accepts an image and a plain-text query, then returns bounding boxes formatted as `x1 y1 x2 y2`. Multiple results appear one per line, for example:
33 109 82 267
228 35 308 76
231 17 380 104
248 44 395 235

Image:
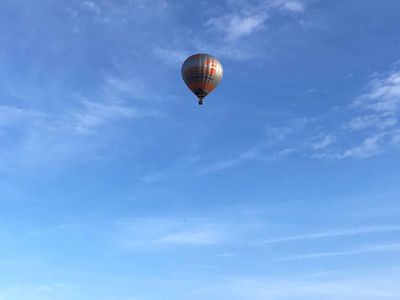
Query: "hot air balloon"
181 53 223 105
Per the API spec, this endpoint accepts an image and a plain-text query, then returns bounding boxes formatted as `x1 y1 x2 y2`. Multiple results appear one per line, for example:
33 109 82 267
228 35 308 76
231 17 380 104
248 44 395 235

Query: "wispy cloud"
310 67 400 160
272 0 306 13
74 100 159 135
0 99 159 171
153 48 189 66
137 0 306 68
80 1 101 15
137 117 308 177
336 133 385 159
391 130 400 147
196 149 258 174
258 225 400 244
189 271 400 300
194 117 311 174
0 105 45 128
341 69 400 156
344 115 397 131
103 76 147 99
354 71 400 114
276 242 400 260
309 134 336 150
207 13 268 41
0 62 166 170
153 0 308 63
0 283 78 300
206 0 306 42
114 217 233 249
157 230 222 246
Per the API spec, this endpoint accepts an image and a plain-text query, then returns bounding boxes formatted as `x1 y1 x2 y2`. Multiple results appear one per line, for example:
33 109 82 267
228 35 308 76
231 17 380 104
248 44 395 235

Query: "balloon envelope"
181 53 223 105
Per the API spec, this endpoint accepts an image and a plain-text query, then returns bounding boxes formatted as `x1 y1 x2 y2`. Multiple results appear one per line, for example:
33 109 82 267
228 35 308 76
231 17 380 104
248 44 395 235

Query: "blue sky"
0 0 400 299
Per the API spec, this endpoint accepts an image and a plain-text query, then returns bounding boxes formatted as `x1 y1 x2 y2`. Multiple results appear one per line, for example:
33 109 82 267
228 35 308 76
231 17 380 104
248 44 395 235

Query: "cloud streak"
355 71 400 114
0 105 46 128
206 0 306 42
207 13 268 41
114 217 234 249
308 67 400 160
74 100 159 135
276 242 400 261
258 225 400 244
191 271 400 300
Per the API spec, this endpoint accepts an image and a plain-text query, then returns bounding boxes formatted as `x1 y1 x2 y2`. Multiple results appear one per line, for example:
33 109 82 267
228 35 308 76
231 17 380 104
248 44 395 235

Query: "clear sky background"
0 0 400 299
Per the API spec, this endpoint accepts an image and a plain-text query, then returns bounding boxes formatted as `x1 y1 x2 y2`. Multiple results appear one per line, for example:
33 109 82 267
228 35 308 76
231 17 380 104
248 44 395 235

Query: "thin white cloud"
211 253 236 258
258 225 400 244
345 114 397 131
337 133 384 159
354 71 400 114
193 145 295 175
157 230 222 245
114 218 232 249
0 105 46 128
391 130 400 147
208 13 268 41
104 76 146 98
273 0 306 13
149 0 308 63
153 48 189 66
74 100 159 135
0 105 80 170
141 148 259 179
276 242 400 261
190 118 310 175
80 1 101 15
310 134 336 150
196 150 254 174
190 271 400 300
206 0 306 43
348 70 400 154
113 216 400 254
308 67 400 160
0 93 160 170
140 155 201 183
0 282 78 300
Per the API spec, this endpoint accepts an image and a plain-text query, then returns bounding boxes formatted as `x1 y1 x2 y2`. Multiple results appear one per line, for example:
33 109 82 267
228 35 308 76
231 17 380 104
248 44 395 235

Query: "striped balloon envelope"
181 53 223 105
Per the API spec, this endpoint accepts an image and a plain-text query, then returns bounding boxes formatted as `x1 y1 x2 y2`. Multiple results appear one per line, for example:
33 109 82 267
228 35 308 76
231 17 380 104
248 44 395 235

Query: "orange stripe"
187 82 216 93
